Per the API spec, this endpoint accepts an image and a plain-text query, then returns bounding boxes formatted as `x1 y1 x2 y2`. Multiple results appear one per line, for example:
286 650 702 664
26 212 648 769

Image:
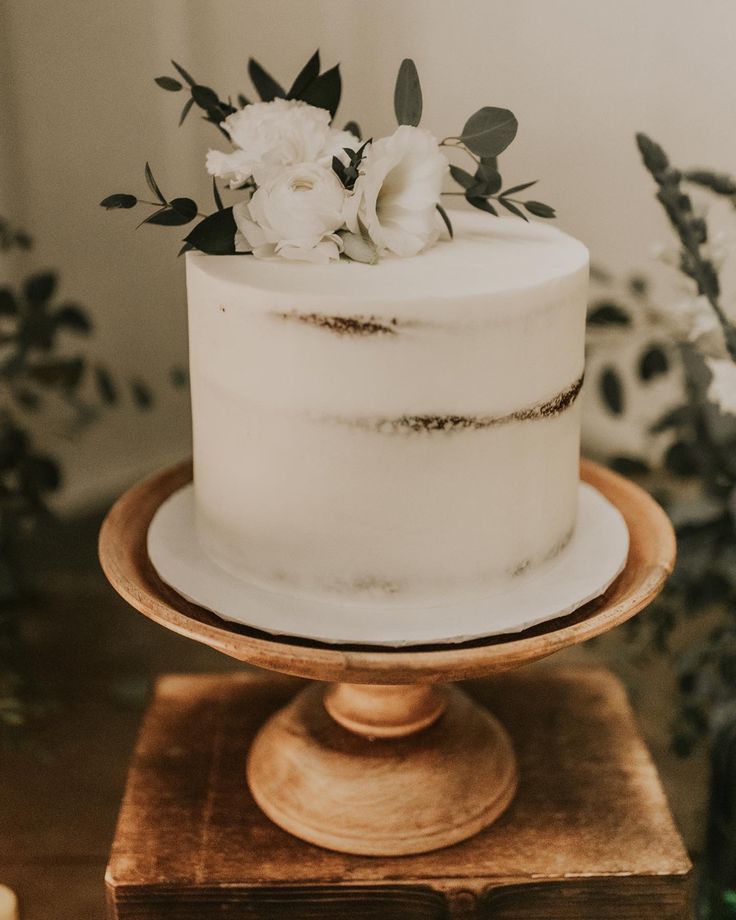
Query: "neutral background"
1 0 734 510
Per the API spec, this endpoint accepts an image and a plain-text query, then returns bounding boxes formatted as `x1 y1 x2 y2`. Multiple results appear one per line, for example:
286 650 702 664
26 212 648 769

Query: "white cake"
185 210 589 606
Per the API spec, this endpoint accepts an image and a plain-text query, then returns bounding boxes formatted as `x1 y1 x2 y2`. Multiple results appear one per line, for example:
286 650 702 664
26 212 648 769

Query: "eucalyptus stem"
636 133 736 363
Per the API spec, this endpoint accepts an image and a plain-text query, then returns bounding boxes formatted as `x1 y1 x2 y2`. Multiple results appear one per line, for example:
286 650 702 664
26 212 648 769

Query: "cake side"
187 211 589 605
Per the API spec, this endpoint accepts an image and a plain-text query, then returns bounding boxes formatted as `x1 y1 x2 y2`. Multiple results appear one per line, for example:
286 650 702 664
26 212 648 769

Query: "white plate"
147 482 629 647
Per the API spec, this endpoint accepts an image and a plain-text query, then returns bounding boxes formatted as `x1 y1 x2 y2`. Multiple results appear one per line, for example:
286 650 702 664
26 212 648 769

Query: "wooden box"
106 668 691 919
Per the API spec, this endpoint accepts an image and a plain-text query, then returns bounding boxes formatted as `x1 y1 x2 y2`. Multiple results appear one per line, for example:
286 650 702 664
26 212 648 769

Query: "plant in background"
102 51 555 261
0 222 168 740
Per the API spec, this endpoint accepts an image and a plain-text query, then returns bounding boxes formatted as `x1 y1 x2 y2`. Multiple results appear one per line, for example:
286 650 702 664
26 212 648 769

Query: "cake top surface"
186 211 588 302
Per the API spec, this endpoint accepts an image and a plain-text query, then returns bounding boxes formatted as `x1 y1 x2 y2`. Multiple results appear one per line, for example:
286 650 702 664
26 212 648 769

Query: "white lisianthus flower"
206 99 357 188
663 294 720 344
706 357 736 416
346 125 448 258
233 162 347 263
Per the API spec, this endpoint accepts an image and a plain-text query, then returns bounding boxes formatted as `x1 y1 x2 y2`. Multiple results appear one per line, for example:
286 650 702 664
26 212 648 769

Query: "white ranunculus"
346 125 447 258
233 162 347 263
206 99 357 188
706 357 736 415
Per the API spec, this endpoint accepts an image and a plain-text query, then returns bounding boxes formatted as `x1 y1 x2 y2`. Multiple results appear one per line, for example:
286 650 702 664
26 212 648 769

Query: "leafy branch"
636 132 736 362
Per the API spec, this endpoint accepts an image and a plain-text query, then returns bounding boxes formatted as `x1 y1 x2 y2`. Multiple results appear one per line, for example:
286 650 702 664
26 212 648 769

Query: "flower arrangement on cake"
101 51 555 263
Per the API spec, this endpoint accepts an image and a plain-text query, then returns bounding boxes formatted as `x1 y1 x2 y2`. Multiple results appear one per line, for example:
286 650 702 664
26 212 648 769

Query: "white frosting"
186 211 589 606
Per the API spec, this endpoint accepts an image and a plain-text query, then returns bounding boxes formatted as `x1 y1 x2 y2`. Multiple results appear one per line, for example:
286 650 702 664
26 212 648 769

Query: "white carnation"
206 99 357 188
233 162 346 263
706 357 736 416
346 125 447 258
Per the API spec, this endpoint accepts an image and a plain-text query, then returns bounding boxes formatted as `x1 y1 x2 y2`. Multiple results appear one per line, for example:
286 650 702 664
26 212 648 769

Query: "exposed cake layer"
186 211 589 605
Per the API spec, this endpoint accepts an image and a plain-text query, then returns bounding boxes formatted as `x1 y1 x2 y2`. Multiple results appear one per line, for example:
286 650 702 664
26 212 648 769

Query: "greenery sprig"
636 133 736 362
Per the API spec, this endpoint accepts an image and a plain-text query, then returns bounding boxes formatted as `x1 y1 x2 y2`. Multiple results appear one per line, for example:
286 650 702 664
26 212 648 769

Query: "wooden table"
106 667 691 919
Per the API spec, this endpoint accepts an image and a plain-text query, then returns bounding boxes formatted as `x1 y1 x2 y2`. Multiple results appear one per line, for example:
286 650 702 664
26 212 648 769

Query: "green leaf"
248 58 286 101
460 107 518 157
144 162 166 205
24 272 57 304
191 84 221 112
685 169 736 196
639 345 669 381
636 132 669 177
466 195 498 216
100 193 137 210
28 356 85 390
471 162 502 196
155 76 182 92
524 200 556 219
130 378 153 410
179 96 195 126
498 198 528 221
436 203 453 239
343 120 361 140
184 207 238 255
610 456 650 476
449 165 476 190
140 198 198 227
501 180 537 197
393 58 422 127
20 454 61 493
95 365 117 405
177 242 195 257
212 178 224 211
332 156 348 186
170 366 188 388
299 64 341 119
54 304 92 334
287 49 320 99
171 60 195 87
587 301 631 327
599 366 624 415
664 441 699 476
237 94 250 108
0 288 17 316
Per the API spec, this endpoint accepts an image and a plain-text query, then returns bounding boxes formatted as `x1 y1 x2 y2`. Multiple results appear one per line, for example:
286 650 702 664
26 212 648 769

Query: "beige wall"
1 0 734 510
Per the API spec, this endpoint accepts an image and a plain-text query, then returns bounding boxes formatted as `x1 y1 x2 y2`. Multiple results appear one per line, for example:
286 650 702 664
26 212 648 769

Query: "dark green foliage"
587 301 632 327
298 64 341 119
460 107 518 157
394 58 422 127
248 58 286 101
639 345 669 381
599 366 624 415
436 204 453 239
185 207 238 255
287 50 320 100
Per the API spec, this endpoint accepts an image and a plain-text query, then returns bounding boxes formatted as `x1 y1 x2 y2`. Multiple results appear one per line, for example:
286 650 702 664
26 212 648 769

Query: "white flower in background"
206 99 357 188
706 357 736 416
663 294 721 345
346 125 447 258
233 162 346 263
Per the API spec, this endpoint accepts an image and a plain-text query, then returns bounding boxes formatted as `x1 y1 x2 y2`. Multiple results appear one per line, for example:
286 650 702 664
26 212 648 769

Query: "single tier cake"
186 210 589 606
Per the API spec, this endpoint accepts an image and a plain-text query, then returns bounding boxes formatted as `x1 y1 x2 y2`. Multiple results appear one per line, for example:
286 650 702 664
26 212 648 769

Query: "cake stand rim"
98 458 675 684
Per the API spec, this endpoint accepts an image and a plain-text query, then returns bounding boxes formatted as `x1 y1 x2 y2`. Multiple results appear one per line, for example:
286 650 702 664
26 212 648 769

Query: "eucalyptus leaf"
473 162 502 196
460 107 518 157
599 366 624 415
639 344 670 381
144 162 166 205
24 272 56 304
171 60 195 87
212 178 224 211
587 301 632 327
179 96 195 126
393 58 422 127
191 84 221 112
299 64 341 119
54 304 92 334
288 49 320 99
343 120 361 140
95 365 117 405
155 76 182 92
524 200 556 219
436 203 453 239
130 378 153 410
466 195 498 216
498 198 528 221
449 165 475 190
100 194 137 210
237 94 250 108
248 58 286 101
184 207 238 255
501 180 537 197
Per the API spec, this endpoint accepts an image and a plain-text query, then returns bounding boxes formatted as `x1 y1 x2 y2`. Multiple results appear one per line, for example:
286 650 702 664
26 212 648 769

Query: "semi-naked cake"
186 210 589 606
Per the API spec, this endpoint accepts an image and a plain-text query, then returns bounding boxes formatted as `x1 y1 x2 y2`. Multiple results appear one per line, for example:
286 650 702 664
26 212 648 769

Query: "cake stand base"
247 683 516 855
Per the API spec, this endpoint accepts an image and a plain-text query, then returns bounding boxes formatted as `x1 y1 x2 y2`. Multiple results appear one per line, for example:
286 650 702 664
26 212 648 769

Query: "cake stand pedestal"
100 459 675 859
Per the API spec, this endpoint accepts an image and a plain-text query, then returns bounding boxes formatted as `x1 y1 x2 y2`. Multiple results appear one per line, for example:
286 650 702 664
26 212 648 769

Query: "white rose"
346 125 447 258
233 162 347 263
706 357 736 415
206 98 357 188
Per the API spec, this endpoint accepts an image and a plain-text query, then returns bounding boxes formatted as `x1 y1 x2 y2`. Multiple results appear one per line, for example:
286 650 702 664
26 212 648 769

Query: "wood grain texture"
98 459 676 684
106 669 691 920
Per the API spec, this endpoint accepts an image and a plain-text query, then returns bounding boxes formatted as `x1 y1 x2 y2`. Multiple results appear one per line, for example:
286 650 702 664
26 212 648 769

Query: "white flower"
706 357 736 415
662 294 720 343
233 162 346 263
206 99 357 188
346 125 447 258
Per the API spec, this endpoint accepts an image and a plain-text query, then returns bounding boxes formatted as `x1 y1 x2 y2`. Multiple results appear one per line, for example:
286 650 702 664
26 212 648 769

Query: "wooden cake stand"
99 458 675 857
